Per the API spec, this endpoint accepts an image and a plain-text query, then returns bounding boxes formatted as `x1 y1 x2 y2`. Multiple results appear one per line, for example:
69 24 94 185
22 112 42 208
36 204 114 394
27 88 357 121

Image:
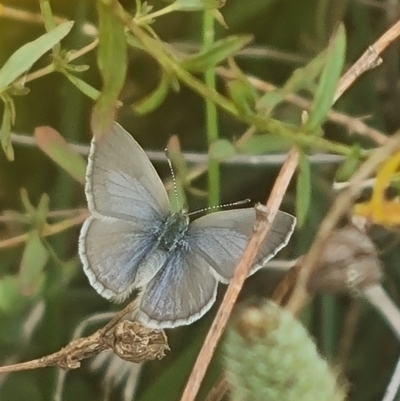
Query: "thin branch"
0 4 97 36
0 212 87 249
363 285 400 341
0 208 86 222
172 42 308 64
10 130 345 165
0 304 168 374
180 148 299 401
382 355 400 401
335 20 400 102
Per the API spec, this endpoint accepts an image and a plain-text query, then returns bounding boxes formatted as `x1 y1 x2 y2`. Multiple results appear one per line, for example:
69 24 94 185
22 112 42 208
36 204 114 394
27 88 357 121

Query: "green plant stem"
121 14 363 160
136 4 176 25
203 10 220 207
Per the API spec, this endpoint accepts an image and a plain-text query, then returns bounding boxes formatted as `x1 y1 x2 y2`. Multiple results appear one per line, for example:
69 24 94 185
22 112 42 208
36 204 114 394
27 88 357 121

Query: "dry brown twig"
0 211 88 250
180 148 300 401
0 305 169 374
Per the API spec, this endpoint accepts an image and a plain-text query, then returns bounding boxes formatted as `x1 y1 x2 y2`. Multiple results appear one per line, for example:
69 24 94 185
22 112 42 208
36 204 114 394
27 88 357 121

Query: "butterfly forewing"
187 209 296 282
86 122 170 221
138 248 218 329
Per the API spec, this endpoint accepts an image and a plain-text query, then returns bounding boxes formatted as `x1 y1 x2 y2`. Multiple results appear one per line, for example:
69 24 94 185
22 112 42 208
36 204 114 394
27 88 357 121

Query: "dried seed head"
106 321 169 363
308 225 383 293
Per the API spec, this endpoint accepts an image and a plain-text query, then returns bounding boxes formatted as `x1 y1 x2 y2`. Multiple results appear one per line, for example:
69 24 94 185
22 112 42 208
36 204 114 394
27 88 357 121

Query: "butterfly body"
158 211 190 251
79 123 296 328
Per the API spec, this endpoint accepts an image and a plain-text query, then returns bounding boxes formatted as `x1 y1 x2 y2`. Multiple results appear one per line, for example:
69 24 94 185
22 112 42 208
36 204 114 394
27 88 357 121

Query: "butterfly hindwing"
138 247 218 328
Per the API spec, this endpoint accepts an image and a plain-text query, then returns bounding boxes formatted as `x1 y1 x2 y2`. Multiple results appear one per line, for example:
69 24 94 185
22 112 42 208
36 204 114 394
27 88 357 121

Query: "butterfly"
79 122 296 329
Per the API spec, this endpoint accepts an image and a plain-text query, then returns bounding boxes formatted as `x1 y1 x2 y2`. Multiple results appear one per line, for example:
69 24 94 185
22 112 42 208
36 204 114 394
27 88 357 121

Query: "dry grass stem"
179 148 299 401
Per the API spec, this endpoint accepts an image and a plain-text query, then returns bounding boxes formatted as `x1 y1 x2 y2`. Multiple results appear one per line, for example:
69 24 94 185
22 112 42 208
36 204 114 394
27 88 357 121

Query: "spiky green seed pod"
224 301 346 401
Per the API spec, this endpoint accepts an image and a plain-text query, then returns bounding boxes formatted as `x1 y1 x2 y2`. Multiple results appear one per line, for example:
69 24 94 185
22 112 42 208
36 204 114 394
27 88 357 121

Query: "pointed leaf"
305 24 346 131
181 35 253 72
296 152 311 227
167 135 188 179
335 145 363 182
91 1 127 139
20 188 37 217
257 50 326 115
228 78 257 116
173 0 225 11
63 72 100 100
133 72 171 114
0 98 14 160
36 193 50 230
209 139 236 161
0 21 74 91
34 126 86 184
237 134 291 155
0 276 24 314
19 231 48 296
167 136 188 212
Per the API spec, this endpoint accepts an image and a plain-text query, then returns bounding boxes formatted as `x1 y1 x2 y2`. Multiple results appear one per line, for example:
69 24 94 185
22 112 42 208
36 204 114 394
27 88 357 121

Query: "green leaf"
228 78 258 116
209 139 236 161
0 21 74 92
0 276 24 314
256 91 286 115
173 0 225 11
167 135 188 179
0 97 14 160
296 152 311 227
257 50 327 115
133 72 171 114
167 135 188 212
34 126 86 184
126 33 145 50
66 63 90 72
20 190 49 230
19 231 48 297
63 72 100 100
35 194 50 230
237 134 291 155
181 35 253 72
335 145 363 182
20 188 37 217
305 24 346 131
91 2 127 139
40 0 57 32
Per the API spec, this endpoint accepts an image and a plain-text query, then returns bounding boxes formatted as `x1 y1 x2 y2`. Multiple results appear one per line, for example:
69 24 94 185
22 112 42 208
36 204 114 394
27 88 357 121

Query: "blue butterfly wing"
85 122 170 222
79 123 170 301
138 247 218 329
187 209 296 282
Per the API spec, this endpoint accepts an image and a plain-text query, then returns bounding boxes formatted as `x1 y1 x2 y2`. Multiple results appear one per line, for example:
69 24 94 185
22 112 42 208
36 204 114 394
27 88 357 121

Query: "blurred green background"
1 0 400 400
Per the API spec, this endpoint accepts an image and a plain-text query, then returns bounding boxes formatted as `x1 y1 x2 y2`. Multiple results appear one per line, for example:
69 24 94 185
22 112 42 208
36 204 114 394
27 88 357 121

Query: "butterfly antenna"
165 148 180 211
188 198 251 217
